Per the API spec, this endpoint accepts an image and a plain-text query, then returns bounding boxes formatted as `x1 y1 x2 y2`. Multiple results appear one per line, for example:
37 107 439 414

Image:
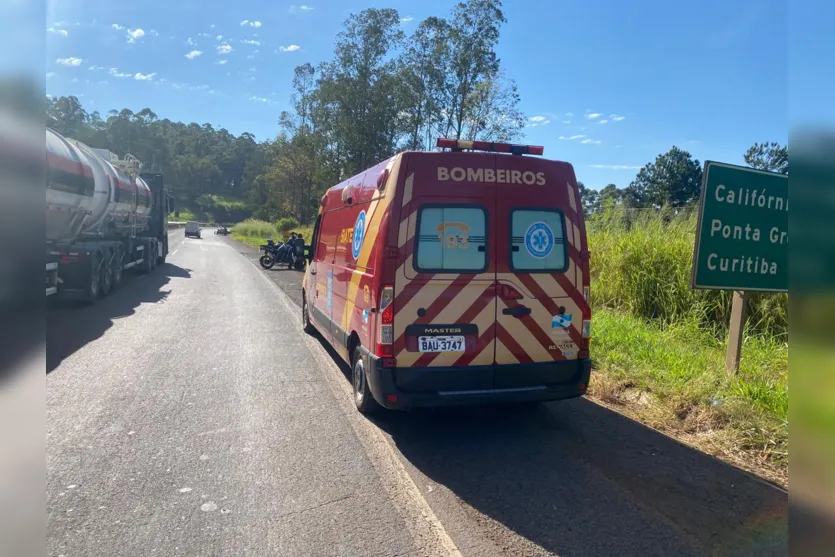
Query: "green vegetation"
231 219 313 248
168 209 197 222
588 208 787 338
587 208 788 484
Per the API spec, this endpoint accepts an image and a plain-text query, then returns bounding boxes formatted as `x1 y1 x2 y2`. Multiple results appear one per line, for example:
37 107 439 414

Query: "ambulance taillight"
376 285 394 357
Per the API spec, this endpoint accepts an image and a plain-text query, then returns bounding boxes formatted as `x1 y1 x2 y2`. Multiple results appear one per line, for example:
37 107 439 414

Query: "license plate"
418 336 465 353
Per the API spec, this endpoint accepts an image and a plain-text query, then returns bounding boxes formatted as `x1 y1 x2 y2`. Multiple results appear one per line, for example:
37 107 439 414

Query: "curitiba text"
714 184 788 211
706 253 778 275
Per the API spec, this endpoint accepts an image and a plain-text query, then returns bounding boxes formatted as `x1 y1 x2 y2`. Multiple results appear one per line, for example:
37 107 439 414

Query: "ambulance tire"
352 346 380 414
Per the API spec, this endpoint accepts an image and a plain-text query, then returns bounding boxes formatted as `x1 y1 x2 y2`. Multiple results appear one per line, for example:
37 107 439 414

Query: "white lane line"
254 269 462 557
169 248 179 257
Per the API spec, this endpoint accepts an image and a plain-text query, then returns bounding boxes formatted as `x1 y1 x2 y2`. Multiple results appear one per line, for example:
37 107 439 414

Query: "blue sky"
45 0 791 190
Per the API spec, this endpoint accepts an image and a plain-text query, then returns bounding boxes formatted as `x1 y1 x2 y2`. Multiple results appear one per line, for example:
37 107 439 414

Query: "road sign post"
691 161 788 373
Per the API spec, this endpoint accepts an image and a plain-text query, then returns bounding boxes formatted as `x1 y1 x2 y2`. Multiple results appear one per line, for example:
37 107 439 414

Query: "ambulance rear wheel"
352 347 379 414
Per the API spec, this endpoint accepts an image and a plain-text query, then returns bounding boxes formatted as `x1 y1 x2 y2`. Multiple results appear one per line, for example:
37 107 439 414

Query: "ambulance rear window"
414 205 487 273
510 209 568 272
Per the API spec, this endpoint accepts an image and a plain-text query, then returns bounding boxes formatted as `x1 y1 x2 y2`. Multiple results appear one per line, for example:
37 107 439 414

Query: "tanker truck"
45 128 173 302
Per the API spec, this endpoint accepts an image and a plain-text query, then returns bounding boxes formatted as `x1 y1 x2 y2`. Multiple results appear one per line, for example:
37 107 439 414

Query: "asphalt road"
47 227 789 557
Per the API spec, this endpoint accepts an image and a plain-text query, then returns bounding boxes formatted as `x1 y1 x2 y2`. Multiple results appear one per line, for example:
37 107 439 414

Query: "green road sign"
692 161 788 292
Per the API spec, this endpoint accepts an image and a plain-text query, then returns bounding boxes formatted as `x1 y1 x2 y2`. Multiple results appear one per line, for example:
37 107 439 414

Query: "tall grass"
231 218 313 248
587 207 788 339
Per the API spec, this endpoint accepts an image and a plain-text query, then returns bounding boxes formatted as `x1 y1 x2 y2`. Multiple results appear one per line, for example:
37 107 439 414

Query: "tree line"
578 142 788 216
45 0 787 226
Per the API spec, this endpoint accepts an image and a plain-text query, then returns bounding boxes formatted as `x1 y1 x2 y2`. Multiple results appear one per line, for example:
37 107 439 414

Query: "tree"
398 17 453 150
46 95 88 137
626 146 702 208
459 68 524 142
439 0 508 140
744 141 788 174
577 182 599 215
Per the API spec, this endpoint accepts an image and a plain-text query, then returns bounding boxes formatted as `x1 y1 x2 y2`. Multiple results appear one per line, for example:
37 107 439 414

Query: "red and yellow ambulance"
302 139 591 412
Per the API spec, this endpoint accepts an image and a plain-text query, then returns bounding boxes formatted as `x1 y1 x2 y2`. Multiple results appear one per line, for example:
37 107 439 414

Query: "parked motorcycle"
259 238 297 269
258 237 305 271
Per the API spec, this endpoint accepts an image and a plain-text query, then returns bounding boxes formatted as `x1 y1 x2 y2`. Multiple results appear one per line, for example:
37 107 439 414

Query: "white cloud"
186 37 197 46
526 115 551 128
111 23 124 30
250 96 269 103
216 59 228 65
599 119 609 124
134 72 155 81
48 28 69 37
586 112 603 120
56 57 83 67
150 30 159 36
210 24 216 29
568 134 585 140
247 54 256 59
610 114 626 121
562 120 571 124
581 139 601 145
589 164 641 170
241 39 260 45
46 72 56 78
198 32 211 38
279 44 301 52
400 16 413 23
216 35 223 40
185 50 203 59
217 43 233 54
565 112 574 117
240 20 262 27
109 68 131 78
127 28 145 42
300 4 314 9
88 65 106 71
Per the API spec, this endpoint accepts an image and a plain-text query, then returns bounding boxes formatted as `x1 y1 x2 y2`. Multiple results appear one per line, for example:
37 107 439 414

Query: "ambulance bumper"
364 354 591 410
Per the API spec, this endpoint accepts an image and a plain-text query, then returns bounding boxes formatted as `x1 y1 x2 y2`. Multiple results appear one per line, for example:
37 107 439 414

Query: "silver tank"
46 129 153 242
46 128 95 242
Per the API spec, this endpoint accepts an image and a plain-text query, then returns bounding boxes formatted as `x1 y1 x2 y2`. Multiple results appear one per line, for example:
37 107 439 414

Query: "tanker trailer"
46 128 173 302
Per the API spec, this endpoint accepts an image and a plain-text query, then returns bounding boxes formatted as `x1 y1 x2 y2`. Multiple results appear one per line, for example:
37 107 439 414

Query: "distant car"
215 226 229 235
185 221 201 238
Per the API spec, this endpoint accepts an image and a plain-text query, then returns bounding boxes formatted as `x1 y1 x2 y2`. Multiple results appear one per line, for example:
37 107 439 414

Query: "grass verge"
230 218 313 249
587 308 788 486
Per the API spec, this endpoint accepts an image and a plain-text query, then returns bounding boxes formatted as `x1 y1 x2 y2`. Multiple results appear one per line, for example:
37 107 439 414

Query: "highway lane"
46 228 434 557
47 228 789 557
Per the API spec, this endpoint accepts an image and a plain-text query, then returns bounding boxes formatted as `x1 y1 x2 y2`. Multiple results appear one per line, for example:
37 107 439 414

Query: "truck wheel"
99 257 113 298
352 347 380 414
86 254 101 304
150 245 157 271
112 249 123 288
